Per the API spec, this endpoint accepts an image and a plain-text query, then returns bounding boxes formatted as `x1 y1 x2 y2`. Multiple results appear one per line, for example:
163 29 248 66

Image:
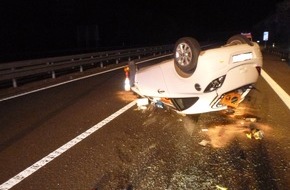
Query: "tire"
226 34 253 46
174 37 201 77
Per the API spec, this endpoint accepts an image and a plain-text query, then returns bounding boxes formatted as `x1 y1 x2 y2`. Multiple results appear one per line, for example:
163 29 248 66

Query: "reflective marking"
0 100 136 190
261 69 290 109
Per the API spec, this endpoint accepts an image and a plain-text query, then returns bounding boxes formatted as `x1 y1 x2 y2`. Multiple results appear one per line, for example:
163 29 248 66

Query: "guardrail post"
100 62 103 68
10 67 17 87
12 78 17 88
80 65 83 72
52 71 56 79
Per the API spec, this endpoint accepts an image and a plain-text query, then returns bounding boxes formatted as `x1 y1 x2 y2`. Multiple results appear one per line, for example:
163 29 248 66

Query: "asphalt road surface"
0 53 289 190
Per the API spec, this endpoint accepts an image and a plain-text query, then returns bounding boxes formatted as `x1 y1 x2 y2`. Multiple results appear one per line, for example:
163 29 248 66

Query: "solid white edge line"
0 54 172 103
135 54 173 65
0 66 124 103
261 69 290 109
0 100 136 190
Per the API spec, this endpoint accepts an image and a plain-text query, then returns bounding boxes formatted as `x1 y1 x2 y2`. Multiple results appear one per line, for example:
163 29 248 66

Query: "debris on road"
137 98 149 107
246 128 264 140
136 98 167 112
137 105 147 110
198 140 211 146
245 117 257 122
151 98 165 109
135 98 149 111
225 108 235 115
154 100 164 109
216 185 228 190
177 112 186 117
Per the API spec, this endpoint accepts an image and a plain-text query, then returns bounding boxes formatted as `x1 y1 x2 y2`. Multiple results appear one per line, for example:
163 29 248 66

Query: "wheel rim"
175 42 192 66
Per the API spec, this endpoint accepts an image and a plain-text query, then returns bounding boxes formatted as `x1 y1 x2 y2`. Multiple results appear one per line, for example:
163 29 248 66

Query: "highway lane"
0 69 137 189
0 53 289 189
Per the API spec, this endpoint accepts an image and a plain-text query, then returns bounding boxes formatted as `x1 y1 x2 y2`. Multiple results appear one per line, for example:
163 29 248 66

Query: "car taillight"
204 75 226 93
256 66 262 75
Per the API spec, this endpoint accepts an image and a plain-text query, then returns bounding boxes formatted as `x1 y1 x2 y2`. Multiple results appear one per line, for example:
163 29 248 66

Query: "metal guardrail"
263 47 290 63
0 45 173 88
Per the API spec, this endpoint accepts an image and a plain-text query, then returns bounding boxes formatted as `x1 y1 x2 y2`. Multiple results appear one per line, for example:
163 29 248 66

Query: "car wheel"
174 37 201 77
226 34 253 46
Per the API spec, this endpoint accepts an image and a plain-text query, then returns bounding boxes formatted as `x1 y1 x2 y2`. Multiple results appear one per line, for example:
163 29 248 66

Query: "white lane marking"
0 54 172 103
0 100 136 190
0 66 124 103
136 54 173 65
261 69 290 109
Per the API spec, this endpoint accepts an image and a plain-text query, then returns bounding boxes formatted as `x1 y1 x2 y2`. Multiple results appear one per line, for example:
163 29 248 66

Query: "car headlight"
204 75 226 93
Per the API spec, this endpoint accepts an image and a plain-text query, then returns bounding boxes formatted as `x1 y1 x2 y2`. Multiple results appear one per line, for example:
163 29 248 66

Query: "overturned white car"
129 34 263 114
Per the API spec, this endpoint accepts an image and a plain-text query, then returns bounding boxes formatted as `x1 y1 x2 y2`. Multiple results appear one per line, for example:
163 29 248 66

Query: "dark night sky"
0 0 285 61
